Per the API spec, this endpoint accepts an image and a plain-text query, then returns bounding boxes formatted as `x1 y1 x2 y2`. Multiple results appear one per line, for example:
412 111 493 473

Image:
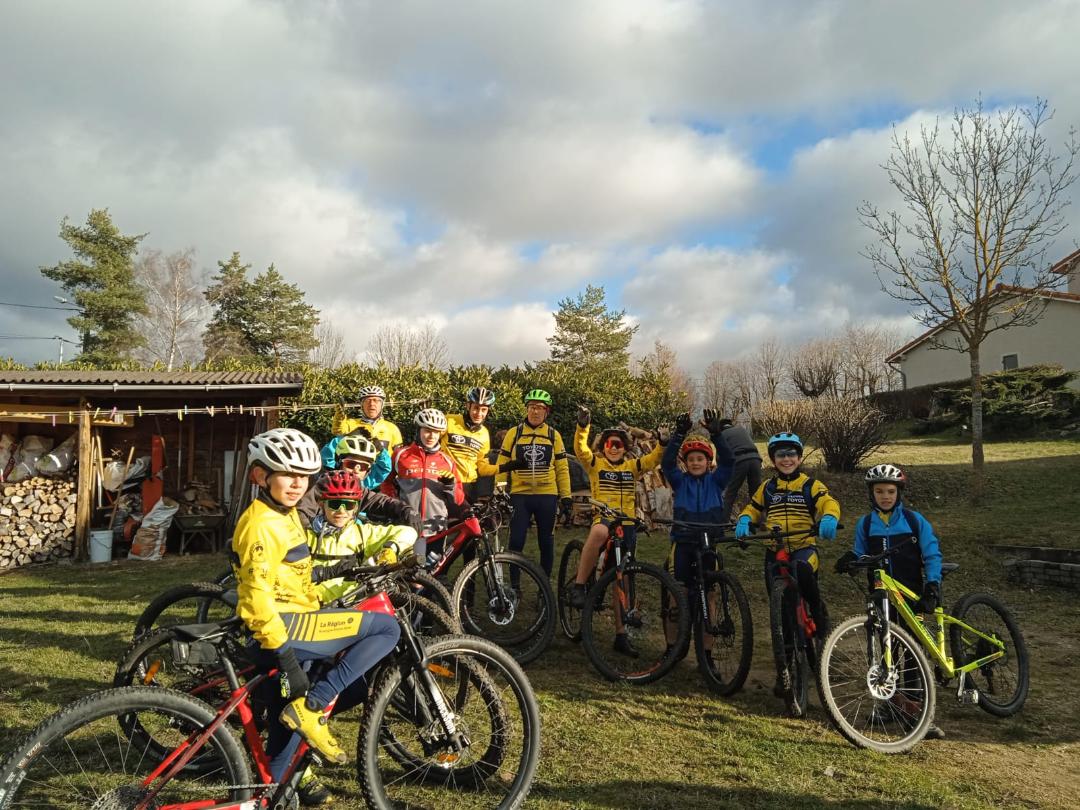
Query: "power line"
0 301 79 311
0 335 78 342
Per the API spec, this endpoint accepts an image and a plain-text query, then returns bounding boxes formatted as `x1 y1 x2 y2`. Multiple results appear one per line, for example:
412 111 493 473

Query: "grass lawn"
1 437 1078 809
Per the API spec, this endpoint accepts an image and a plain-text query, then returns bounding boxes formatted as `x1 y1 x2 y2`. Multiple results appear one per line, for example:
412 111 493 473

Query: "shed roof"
0 370 304 393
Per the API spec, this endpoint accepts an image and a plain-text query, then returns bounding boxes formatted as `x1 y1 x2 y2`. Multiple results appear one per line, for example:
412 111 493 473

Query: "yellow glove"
374 545 398 565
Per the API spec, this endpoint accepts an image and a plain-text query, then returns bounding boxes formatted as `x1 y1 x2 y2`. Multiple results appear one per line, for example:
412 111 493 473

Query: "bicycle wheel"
390 591 462 637
452 552 556 666
948 591 1030 717
0 686 253 809
406 568 454 615
769 580 809 716
556 538 591 642
579 561 689 685
358 635 540 810
133 581 237 639
694 570 753 696
817 614 936 754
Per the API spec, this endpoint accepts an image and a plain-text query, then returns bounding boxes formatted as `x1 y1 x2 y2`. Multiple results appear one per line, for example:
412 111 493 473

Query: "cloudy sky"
2 0 1079 373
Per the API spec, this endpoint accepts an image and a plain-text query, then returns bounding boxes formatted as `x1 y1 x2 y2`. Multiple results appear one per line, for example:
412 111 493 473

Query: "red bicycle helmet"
314 469 364 500
678 439 714 463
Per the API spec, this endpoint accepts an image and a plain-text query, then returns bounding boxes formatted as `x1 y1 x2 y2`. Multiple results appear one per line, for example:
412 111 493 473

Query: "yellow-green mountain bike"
817 539 1029 753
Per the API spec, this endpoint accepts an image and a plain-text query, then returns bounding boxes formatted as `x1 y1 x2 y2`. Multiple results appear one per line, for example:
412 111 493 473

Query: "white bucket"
89 529 113 563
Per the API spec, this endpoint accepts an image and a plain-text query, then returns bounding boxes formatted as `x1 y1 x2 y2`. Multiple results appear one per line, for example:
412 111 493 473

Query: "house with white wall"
886 249 1080 388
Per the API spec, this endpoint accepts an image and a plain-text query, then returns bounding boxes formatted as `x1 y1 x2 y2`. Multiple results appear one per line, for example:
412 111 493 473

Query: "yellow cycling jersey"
496 421 571 497
307 521 418 603
575 424 663 520
739 472 841 551
332 413 404 452
441 413 498 483
232 497 321 650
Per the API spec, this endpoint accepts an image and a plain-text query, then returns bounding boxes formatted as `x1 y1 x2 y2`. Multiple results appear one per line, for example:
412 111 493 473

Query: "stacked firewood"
177 480 222 515
0 476 76 570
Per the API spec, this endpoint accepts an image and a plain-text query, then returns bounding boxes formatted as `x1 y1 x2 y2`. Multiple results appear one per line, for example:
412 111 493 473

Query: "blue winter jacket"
661 429 735 539
854 504 943 583
320 437 392 489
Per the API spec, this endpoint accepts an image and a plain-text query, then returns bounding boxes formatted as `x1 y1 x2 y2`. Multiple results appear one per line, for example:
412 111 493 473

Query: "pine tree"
547 285 637 375
203 252 257 363
39 209 148 365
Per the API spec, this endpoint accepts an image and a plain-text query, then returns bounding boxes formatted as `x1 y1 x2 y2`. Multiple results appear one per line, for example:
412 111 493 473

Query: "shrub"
751 399 817 442
812 397 889 472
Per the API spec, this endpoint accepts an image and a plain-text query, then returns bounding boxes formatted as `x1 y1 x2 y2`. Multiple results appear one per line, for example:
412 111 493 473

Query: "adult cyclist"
442 386 501 505
333 384 404 453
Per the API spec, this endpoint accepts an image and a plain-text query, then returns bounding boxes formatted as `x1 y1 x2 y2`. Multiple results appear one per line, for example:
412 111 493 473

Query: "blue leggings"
508 494 557 580
266 608 400 779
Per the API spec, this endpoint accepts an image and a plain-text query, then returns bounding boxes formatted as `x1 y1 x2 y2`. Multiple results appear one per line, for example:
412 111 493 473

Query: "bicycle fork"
399 622 469 758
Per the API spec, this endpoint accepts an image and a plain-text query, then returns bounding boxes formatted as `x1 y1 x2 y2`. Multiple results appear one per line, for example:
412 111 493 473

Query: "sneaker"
567 583 587 609
280 697 347 764
298 766 332 806
613 633 639 658
925 724 946 740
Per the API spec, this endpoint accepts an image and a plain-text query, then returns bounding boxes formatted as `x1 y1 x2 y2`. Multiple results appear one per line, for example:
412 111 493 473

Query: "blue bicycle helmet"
466 386 496 406
767 432 803 458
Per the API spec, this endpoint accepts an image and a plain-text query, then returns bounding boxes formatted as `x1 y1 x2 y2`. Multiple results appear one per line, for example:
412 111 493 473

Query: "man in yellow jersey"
496 389 571 580
441 386 501 505
332 384 404 452
232 428 400 797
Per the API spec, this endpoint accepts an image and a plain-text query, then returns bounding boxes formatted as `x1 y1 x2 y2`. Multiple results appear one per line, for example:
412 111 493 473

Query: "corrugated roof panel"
0 370 304 386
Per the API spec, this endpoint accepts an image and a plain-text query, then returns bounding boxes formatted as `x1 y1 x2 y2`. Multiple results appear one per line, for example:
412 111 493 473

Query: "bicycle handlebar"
841 537 917 571
587 498 649 533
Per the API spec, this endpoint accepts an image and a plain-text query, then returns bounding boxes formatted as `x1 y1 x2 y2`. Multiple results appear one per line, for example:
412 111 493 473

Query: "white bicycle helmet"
336 434 378 464
357 385 386 401
248 428 321 475
865 463 906 487
414 408 448 432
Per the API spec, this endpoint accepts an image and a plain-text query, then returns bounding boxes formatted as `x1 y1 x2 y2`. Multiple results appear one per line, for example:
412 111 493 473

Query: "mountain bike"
658 519 753 696
575 500 689 684
1 560 541 809
425 488 556 665
742 524 832 717
818 539 1030 753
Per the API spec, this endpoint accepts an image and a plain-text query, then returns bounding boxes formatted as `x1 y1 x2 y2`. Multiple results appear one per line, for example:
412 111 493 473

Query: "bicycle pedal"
958 688 979 706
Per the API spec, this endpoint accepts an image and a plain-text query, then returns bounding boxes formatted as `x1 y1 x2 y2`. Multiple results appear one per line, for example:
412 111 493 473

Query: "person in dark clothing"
716 418 762 524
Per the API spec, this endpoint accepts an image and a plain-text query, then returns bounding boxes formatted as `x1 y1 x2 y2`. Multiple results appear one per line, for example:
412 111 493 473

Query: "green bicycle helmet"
523 388 553 407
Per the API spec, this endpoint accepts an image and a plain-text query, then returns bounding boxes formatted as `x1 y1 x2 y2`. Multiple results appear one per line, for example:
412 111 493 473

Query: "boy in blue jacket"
835 462 945 738
662 410 735 658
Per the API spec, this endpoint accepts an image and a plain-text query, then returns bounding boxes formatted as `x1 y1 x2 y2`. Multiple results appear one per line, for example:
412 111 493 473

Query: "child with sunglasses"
320 429 391 488
566 406 664 655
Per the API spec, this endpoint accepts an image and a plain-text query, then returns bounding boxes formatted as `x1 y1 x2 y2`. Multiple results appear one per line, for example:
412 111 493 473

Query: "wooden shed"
0 370 303 566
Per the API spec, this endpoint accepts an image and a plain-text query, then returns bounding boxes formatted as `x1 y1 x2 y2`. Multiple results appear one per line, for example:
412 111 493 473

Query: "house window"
1002 353 1019 371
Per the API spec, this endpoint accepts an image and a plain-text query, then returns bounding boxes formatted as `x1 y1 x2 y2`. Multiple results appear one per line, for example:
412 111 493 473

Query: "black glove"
499 458 528 472
674 412 693 434
702 408 724 434
438 474 457 494
560 497 573 519
274 647 310 700
834 550 858 575
915 581 941 614
577 405 591 427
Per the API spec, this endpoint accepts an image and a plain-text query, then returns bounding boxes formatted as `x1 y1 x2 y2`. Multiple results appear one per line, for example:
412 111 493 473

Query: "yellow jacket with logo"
441 413 498 484
739 472 841 551
575 425 663 520
231 495 321 649
332 413 404 452
306 520 418 603
496 421 571 497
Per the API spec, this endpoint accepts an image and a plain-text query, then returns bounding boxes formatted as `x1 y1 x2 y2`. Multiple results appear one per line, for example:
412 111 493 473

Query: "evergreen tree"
202 253 319 366
39 209 148 365
547 285 638 375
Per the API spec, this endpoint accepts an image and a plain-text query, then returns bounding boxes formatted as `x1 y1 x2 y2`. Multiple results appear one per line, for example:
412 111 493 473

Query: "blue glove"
735 516 751 540
818 515 838 541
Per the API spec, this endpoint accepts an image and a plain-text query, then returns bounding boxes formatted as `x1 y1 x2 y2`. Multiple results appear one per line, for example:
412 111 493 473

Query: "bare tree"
790 338 841 398
730 357 758 416
753 337 786 403
635 340 694 404
366 322 450 369
132 248 205 369
700 360 745 417
837 324 905 396
860 98 1078 483
311 322 351 368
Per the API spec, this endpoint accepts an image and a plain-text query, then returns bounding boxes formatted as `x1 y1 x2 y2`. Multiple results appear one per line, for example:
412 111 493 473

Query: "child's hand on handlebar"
735 515 752 540
818 515 839 540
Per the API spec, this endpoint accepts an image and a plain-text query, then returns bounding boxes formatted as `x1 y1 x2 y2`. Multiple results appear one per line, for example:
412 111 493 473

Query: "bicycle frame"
769 544 817 641
869 567 1006 684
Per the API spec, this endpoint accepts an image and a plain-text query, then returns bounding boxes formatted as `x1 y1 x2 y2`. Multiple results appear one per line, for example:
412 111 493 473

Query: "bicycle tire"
694 570 753 696
406 568 454 615
452 552 556 666
0 686 253 808
132 581 237 640
579 561 689 685
768 580 809 716
358 634 540 810
389 591 462 636
948 591 1030 717
556 538 589 642
817 614 936 754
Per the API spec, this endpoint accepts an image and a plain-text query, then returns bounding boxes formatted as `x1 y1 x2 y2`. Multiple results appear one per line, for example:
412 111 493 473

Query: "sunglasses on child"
773 449 800 460
339 458 372 473
604 438 625 450
326 499 358 512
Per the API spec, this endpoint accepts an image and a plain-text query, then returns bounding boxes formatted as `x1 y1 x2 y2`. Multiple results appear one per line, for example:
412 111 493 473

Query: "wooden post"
74 398 92 561
186 415 195 483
